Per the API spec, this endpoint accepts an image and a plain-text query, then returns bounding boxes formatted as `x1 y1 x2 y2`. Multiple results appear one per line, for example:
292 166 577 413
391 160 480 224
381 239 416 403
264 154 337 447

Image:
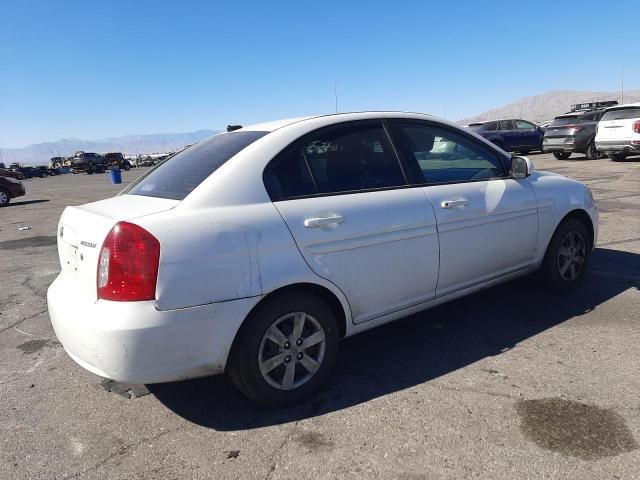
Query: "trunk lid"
57 195 178 301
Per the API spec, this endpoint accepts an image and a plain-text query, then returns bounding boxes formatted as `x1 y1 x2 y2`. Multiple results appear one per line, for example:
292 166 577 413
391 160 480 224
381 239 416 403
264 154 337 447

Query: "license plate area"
64 244 79 272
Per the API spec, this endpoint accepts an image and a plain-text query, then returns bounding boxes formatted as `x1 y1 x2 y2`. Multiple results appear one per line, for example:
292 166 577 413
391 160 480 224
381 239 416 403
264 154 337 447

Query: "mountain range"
457 89 640 125
4 89 640 165
1 129 216 165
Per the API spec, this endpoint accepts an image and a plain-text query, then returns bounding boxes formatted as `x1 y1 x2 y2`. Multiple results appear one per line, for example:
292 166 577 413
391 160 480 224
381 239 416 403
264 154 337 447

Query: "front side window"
515 120 535 130
394 123 507 184
126 131 268 200
265 122 406 200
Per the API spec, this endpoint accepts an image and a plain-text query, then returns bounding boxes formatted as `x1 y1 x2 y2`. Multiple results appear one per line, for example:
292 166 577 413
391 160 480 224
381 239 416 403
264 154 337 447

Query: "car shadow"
5 199 50 207
149 247 639 431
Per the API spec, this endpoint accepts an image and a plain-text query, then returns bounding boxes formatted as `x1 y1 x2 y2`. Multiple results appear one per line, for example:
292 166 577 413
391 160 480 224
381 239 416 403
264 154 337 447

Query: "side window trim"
386 118 512 187
264 119 411 202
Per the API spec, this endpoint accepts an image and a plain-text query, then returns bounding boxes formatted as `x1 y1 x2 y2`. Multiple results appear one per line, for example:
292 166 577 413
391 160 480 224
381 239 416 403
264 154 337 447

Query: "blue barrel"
109 168 122 184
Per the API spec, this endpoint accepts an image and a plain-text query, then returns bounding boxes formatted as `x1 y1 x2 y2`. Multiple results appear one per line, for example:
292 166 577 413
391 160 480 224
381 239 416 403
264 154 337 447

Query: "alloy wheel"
557 231 586 281
258 312 326 390
0 191 8 205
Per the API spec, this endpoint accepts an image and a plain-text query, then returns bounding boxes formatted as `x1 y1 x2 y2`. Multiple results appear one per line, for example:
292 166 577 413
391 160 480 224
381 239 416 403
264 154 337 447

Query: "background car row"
467 100 640 161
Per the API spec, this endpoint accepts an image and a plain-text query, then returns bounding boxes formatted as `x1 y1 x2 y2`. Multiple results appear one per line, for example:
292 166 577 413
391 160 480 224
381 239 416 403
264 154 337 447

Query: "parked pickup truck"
70 152 106 174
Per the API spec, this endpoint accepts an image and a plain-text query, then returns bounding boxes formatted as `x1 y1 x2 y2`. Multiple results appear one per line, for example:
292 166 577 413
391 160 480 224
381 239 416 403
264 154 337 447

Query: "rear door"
266 121 440 324
389 120 539 296
499 120 518 149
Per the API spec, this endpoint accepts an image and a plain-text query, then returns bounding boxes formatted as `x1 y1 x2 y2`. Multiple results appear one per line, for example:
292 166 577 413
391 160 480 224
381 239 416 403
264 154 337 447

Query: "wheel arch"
227 282 351 371
563 209 595 250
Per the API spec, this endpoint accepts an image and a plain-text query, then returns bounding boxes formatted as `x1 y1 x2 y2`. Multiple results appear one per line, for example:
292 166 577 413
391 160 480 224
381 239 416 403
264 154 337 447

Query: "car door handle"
304 215 344 228
441 199 468 209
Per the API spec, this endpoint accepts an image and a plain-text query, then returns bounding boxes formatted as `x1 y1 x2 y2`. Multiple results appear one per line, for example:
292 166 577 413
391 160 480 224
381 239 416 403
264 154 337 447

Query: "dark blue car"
468 119 545 154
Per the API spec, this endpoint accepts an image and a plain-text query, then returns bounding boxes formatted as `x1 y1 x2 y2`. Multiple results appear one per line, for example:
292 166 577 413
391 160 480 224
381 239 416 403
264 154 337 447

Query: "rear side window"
126 131 268 200
265 122 406 200
600 107 640 121
499 120 514 130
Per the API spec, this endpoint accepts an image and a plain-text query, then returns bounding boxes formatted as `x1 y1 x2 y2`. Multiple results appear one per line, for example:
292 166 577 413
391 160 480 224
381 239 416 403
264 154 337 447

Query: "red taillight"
97 222 160 301
633 120 640 134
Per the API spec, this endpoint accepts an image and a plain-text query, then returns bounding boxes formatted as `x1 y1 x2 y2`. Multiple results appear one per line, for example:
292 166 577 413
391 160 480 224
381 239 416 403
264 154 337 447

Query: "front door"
514 119 540 149
389 120 539 296
264 121 440 324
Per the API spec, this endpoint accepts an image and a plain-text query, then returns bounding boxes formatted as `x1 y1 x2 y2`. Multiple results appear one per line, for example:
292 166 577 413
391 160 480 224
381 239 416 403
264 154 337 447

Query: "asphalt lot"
1 154 639 480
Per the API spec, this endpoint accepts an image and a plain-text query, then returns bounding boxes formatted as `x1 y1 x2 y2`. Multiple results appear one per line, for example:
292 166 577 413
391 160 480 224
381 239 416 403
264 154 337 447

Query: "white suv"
48 112 598 406
595 102 640 161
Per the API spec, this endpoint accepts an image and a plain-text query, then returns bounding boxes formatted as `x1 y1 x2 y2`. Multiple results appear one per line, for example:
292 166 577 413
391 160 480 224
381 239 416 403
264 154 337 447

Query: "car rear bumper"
48 273 262 384
542 135 589 153
595 140 640 153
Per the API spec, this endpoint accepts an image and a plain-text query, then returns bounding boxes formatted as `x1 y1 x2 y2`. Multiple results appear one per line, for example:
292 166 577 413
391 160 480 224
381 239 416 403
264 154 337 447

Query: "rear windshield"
126 131 268 200
600 107 640 121
550 116 579 127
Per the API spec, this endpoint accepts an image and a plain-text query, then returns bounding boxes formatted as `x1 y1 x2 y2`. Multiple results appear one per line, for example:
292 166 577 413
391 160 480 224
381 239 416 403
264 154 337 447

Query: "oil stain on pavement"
17 339 49 354
0 236 57 250
516 398 638 460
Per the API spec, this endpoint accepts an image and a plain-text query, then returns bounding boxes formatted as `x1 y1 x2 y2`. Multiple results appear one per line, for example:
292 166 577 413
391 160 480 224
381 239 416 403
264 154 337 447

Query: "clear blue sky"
1 0 638 148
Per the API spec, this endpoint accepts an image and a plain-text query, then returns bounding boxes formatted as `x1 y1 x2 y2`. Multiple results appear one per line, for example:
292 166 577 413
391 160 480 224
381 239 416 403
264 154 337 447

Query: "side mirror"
510 156 534 179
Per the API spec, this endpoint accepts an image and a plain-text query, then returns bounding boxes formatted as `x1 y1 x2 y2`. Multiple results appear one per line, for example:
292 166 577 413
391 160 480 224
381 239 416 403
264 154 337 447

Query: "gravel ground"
1 154 639 480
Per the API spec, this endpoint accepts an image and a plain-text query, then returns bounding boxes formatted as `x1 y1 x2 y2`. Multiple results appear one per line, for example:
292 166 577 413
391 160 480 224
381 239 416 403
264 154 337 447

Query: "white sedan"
48 112 598 406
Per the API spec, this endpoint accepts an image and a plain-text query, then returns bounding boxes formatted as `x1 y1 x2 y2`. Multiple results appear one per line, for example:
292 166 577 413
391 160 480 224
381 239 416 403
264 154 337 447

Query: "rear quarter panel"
136 202 352 317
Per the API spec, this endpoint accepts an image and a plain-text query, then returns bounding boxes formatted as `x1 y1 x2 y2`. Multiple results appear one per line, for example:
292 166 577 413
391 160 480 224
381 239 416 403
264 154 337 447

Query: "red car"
0 176 26 206
0 168 26 180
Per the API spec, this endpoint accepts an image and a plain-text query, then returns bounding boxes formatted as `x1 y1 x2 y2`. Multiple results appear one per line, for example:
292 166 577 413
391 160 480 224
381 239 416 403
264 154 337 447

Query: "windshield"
600 107 640 121
125 130 268 200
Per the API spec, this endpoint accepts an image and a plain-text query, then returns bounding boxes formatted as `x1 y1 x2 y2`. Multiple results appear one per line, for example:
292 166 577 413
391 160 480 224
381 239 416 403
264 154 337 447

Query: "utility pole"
621 65 628 104
334 82 339 113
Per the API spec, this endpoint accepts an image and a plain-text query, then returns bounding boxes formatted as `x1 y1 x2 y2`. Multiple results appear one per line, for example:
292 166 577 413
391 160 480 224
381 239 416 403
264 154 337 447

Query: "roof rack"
569 100 618 113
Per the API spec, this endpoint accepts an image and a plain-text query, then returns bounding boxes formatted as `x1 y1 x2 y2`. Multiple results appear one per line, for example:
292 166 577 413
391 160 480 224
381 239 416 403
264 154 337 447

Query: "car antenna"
226 125 242 132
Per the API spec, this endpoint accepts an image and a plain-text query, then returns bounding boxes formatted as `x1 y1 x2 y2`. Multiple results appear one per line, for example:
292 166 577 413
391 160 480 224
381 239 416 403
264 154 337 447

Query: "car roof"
237 111 442 133
604 101 640 111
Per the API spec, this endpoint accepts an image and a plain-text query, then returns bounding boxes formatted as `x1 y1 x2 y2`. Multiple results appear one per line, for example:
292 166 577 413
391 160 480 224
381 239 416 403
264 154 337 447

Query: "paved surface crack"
62 425 188 479
0 309 48 336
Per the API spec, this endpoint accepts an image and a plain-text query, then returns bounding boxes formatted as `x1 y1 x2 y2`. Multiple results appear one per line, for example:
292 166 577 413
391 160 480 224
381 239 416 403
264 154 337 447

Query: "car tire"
227 292 339 407
553 152 571 160
585 141 604 160
540 217 591 292
608 152 626 161
0 188 10 207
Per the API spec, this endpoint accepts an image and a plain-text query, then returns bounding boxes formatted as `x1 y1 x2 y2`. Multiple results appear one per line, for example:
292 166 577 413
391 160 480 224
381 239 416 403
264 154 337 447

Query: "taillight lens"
633 120 640 134
97 222 160 301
